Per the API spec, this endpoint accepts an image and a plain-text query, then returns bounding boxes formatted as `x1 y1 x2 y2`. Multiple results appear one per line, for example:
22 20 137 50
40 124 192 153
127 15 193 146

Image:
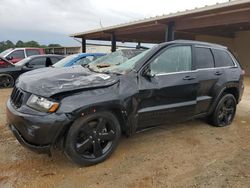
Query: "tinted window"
150 46 192 74
213 49 235 67
29 57 46 68
7 50 25 59
50 57 61 64
195 47 214 69
26 49 40 57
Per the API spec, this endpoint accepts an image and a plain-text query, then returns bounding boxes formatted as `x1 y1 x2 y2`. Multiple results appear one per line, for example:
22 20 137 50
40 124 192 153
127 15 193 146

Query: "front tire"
64 111 121 166
209 94 237 127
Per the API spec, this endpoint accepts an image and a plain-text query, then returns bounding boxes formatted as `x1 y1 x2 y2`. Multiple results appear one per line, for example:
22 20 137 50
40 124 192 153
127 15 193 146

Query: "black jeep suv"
6 40 244 166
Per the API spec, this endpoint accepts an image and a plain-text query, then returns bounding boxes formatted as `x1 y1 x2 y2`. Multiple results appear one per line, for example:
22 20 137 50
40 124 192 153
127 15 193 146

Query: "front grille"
10 87 24 108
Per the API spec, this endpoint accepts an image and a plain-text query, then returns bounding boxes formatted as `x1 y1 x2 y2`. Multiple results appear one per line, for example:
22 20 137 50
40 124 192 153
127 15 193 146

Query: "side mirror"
143 67 155 78
26 63 33 68
6 56 13 60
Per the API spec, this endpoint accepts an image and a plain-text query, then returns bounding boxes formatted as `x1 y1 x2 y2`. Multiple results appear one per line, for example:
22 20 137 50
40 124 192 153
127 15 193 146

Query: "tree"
16 40 25 47
48 44 61 47
0 40 62 53
0 41 6 52
5 40 15 49
24 40 40 47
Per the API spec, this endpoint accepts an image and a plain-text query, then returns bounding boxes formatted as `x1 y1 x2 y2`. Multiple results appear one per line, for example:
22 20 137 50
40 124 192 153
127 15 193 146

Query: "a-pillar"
82 38 86 53
111 33 116 52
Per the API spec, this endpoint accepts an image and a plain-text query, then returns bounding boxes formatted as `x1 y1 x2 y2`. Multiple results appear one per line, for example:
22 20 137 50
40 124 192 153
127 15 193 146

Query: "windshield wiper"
82 64 89 68
96 64 111 68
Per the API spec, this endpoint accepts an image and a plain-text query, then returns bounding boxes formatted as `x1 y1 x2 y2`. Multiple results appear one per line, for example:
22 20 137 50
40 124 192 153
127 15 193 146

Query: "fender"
70 102 130 134
52 102 131 149
208 82 239 115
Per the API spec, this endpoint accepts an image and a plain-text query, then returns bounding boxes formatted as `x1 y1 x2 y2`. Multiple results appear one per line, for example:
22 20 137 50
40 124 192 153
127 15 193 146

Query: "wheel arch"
223 87 239 102
208 84 239 115
54 103 129 148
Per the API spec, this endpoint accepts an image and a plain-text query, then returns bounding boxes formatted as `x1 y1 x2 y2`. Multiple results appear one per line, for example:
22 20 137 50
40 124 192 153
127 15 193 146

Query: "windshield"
15 57 31 67
53 54 78 67
0 48 13 57
88 49 144 71
92 49 150 74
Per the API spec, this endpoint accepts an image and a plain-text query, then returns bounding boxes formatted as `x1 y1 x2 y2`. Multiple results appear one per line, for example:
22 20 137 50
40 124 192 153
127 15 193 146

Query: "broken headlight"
27 94 59 113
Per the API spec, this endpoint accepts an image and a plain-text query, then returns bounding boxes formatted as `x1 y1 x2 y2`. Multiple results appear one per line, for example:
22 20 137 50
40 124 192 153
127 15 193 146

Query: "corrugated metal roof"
70 0 250 37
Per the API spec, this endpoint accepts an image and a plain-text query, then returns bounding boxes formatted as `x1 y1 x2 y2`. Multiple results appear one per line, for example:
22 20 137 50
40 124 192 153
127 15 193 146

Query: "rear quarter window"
50 57 62 64
212 49 235 67
26 49 40 57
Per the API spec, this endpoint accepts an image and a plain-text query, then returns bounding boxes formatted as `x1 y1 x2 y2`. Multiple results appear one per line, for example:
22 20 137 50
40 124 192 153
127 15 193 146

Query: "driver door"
137 45 198 129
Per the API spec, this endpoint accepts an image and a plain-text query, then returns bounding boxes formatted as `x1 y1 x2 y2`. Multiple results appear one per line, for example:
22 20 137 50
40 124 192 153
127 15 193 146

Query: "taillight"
241 70 245 75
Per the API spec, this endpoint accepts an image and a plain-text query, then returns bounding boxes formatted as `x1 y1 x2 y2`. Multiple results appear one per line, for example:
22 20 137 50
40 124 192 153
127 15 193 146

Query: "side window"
212 49 235 67
195 47 214 69
7 50 25 59
75 56 94 65
150 46 192 75
50 57 61 64
28 57 46 68
26 49 40 57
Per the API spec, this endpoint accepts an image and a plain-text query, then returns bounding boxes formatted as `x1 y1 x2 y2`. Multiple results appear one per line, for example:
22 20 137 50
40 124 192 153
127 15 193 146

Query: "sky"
0 0 230 46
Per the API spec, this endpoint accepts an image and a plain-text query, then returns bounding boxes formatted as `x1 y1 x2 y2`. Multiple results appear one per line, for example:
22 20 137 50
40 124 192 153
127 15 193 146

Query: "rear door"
194 46 220 114
137 45 198 129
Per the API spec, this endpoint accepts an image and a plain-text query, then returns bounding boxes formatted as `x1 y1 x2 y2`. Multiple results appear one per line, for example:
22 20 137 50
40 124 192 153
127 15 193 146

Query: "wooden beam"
115 24 165 35
176 9 250 30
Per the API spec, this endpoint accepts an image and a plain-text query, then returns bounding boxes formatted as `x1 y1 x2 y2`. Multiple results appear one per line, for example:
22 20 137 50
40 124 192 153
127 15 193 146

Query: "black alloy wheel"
64 111 121 166
210 94 237 127
0 74 14 88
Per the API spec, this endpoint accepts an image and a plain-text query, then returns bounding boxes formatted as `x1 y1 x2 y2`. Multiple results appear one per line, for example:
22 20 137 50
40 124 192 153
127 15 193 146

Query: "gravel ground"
0 78 250 188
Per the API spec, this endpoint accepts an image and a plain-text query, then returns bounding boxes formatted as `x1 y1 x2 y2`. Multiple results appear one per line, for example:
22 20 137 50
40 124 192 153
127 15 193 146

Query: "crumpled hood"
16 65 119 97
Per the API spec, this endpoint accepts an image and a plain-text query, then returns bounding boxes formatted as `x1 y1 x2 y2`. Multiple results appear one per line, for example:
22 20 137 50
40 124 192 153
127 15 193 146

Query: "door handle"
183 76 196 80
215 71 222 75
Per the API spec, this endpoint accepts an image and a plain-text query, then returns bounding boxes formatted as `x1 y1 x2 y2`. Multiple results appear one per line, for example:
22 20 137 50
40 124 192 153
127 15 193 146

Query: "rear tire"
0 74 14 88
64 111 121 166
209 94 237 127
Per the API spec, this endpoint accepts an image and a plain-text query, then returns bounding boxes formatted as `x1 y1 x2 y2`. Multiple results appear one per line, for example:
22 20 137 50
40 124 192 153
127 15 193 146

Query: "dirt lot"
0 78 250 188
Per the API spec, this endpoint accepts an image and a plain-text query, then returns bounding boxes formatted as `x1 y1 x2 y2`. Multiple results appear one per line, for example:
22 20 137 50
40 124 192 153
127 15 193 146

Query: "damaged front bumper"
9 124 51 154
6 99 71 154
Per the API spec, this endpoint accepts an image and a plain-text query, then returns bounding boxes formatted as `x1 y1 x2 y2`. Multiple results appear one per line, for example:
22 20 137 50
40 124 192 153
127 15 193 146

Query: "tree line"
0 40 61 53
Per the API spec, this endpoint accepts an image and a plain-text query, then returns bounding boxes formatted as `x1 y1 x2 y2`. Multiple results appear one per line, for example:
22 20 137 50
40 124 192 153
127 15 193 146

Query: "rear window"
195 47 214 69
212 49 235 67
26 49 40 57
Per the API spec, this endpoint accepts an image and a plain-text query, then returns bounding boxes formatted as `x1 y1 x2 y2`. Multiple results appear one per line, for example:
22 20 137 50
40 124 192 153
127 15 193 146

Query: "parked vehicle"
0 48 45 64
0 54 64 88
53 53 105 67
88 49 144 70
6 40 244 166
0 56 14 68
